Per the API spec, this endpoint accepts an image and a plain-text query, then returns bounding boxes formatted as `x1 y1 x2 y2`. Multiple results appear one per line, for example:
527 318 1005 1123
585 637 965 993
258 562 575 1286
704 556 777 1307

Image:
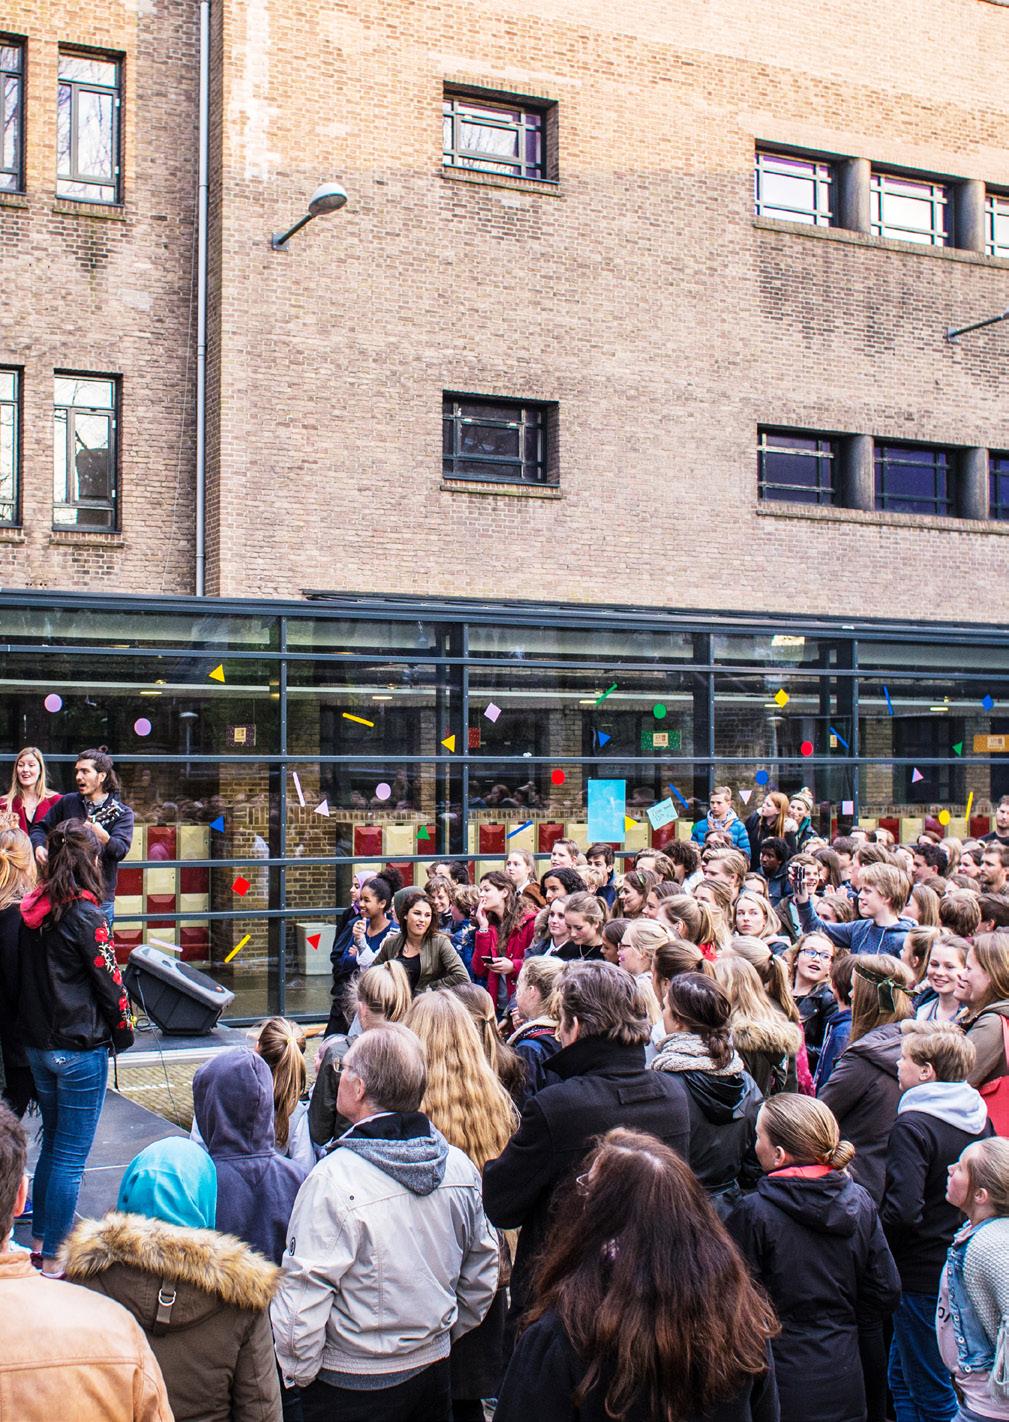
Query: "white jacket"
270 1114 499 1387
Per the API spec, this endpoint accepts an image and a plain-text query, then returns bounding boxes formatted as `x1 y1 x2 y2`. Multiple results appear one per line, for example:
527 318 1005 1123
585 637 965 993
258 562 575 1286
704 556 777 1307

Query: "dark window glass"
53 374 118 529
57 51 119 203
870 171 949 246
754 150 833 226
0 368 19 524
986 191 1009 258
1 40 23 192
443 94 545 180
990 454 1009 521
758 429 837 504
443 397 551 485
874 443 952 516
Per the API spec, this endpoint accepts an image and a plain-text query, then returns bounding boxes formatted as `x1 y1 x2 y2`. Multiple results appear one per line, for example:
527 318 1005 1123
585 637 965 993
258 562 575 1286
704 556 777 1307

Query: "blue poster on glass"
587 778 626 843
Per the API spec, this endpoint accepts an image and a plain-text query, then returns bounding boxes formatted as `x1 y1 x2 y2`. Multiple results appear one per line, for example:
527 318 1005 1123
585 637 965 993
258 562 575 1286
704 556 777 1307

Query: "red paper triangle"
306 932 321 951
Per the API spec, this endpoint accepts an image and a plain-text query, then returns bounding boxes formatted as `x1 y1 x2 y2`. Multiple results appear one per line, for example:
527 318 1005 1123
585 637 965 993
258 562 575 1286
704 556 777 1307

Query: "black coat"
817 1024 903 1204
795 983 836 1069
727 1172 900 1422
30 792 135 902
17 898 134 1053
483 1035 691 1317
880 1099 993 1294
496 1308 780 1422
0 903 34 1114
744 814 798 873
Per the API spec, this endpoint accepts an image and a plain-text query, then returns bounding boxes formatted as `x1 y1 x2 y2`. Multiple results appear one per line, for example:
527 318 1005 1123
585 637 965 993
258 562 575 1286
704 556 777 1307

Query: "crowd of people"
1 761 1009 1421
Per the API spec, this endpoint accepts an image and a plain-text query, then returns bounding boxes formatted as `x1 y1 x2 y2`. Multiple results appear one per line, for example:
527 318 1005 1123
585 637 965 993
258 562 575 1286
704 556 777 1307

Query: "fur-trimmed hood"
731 1014 803 1059
64 1212 279 1324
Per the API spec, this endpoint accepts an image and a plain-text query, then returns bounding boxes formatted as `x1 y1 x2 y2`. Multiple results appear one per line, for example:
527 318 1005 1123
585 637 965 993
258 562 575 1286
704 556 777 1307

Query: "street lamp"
271 182 348 251
946 307 1009 342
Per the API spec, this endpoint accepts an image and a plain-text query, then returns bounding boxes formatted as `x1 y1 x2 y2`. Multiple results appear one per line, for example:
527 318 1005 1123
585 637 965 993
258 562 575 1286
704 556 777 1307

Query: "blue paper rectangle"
587 778 626 842
646 797 678 830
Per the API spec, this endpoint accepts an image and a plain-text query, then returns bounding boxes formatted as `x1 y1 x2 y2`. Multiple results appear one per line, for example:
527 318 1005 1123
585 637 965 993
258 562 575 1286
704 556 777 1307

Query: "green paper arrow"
952 741 963 756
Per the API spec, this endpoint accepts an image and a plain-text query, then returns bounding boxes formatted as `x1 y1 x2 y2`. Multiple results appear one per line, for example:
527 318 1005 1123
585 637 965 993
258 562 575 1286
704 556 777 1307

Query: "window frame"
990 452 1009 521
0 36 24 194
0 366 22 527
985 189 1009 258
442 395 555 488
52 371 120 532
753 147 835 227
757 427 839 506
442 90 551 182
874 441 954 517
56 48 121 205
869 170 951 247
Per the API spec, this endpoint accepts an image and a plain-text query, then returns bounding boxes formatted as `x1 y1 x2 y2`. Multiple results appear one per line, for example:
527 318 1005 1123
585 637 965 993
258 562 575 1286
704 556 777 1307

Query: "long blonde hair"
406 991 518 1169
725 936 801 1024
3 746 52 806
0 828 36 910
657 895 721 950
255 1017 306 1148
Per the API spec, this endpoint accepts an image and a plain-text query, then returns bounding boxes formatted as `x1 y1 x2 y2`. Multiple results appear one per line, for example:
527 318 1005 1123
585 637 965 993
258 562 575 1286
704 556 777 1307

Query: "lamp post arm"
271 211 315 251
946 308 1009 342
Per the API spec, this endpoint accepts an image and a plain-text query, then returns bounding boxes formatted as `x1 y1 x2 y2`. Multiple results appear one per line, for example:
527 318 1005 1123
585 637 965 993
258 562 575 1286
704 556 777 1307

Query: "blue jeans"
100 898 115 927
25 1045 108 1258
888 1291 958 1422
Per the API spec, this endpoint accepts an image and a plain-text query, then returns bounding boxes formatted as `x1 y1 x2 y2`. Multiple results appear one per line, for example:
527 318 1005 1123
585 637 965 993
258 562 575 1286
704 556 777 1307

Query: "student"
0 746 61 836
192 1047 306 1266
882 1022 991 1422
818 955 916 1204
586 842 617 908
713 953 804 1097
913 842 950 883
982 796 1009 848
794 859 914 957
832 835 857 884
453 982 529 1107
938 1138 1009 1422
788 791 818 852
599 917 628 965
540 866 587 902
651 972 762 1214
616 868 657 920
30 748 135 923
813 953 857 1091
915 934 968 1023
902 923 943 992
560 891 608 962
254 1017 316 1172
496 1128 779 1422
817 890 857 924
507 954 564 1096
979 845 1009 896
939 890 982 942
734 889 791 953
473 870 538 1012
957 933 1009 1129
425 873 456 932
528 895 573 959
702 848 750 898
907 883 942 927
745 791 798 872
503 848 537 895
374 887 470 995
0 829 37 1117
759 837 793 910
727 1095 901 1422
691 785 752 858
786 932 843 1074
65 1137 281 1422
550 838 581 870
449 884 481 977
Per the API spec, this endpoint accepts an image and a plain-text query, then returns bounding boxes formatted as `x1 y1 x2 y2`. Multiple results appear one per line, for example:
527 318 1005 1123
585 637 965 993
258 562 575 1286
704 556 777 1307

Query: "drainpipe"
195 0 210 595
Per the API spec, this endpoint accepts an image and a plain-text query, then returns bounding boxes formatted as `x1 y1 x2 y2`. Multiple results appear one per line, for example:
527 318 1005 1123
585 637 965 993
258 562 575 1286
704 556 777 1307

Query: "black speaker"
124 946 236 1035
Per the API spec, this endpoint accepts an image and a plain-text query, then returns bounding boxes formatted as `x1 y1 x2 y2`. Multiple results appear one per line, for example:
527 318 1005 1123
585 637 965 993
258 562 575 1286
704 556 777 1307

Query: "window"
442 94 546 180
754 149 833 226
1 39 23 193
986 190 1009 257
443 397 552 485
758 429 837 505
0 369 19 524
57 51 120 202
53 374 118 529
990 453 1009 520
874 442 953 516
870 171 950 245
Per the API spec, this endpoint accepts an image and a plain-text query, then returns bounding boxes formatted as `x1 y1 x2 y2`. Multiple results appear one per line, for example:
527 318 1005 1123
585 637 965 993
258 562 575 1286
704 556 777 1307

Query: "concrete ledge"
441 480 562 498
440 167 563 198
757 502 1009 535
753 216 1009 267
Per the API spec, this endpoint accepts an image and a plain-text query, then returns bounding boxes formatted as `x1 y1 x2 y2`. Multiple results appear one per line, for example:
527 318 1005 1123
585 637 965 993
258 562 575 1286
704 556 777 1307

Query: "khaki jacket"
0 1248 172 1420
64 1213 281 1422
373 931 469 993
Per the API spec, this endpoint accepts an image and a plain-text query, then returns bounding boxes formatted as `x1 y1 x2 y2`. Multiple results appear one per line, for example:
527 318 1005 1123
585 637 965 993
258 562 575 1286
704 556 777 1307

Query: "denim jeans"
300 1358 452 1422
888 1291 958 1422
25 1045 108 1258
99 898 115 928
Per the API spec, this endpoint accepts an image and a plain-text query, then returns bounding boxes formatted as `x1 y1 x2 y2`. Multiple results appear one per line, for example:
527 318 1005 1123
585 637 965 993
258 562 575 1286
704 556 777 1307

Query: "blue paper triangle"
597 731 611 748
210 815 225 832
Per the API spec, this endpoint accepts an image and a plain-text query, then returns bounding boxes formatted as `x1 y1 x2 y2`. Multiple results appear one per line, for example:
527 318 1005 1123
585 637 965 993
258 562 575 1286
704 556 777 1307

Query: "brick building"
1 0 1008 1018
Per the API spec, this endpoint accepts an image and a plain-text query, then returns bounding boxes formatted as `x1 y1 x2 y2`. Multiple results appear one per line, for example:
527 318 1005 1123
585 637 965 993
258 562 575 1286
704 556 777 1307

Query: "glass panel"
56 84 71 175
990 458 1009 520
713 674 840 765
0 370 13 400
0 605 277 651
58 54 117 86
0 402 14 521
55 376 114 408
76 88 114 179
2 74 19 178
459 120 520 159
467 623 696 663
71 413 112 502
53 407 68 502
459 420 521 458
713 634 844 669
286 656 441 760
0 45 22 71
285 617 438 655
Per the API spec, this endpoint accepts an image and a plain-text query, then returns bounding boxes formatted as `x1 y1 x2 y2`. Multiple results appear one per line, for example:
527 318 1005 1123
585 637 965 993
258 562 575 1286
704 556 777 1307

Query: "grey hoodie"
330 1111 450 1195
897 1080 989 1134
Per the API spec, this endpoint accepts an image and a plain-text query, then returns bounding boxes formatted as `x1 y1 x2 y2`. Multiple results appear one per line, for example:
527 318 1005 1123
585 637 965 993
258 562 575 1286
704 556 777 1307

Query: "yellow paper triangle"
624 816 638 830
441 734 456 752
209 664 225 683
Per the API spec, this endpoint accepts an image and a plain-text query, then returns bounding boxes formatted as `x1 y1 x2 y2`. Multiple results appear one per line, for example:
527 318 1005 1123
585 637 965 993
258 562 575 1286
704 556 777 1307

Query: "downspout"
195 0 210 595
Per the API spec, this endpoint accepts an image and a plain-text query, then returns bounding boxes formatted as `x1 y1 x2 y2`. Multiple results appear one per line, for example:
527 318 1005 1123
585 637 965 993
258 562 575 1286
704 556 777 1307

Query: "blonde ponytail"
256 1017 307 1148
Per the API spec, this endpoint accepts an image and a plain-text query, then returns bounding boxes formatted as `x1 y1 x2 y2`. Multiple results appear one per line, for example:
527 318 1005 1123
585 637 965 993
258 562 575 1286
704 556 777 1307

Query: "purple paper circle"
375 782 392 801
44 693 63 714
133 717 152 737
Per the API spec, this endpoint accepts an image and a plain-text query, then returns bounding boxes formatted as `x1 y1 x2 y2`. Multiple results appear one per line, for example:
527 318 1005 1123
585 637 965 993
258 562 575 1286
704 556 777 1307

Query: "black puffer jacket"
796 983 837 1069
651 1032 762 1210
817 1023 903 1204
727 1171 900 1422
17 888 134 1053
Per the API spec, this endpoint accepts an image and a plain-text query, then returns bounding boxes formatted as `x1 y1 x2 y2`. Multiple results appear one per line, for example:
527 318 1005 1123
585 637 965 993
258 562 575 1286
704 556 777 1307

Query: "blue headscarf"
117 1137 218 1229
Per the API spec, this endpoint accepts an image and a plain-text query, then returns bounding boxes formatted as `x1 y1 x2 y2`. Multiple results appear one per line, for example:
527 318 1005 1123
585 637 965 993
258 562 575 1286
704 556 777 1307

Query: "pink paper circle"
133 717 152 737
375 782 392 801
44 694 63 713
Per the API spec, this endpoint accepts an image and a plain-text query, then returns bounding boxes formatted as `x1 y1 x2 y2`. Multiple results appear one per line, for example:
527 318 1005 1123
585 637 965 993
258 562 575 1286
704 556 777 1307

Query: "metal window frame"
985 190 1009 258
870 170 950 246
874 441 953 516
56 49 121 204
52 372 119 530
754 148 834 227
442 395 550 486
757 427 837 504
0 36 24 193
0 365 21 525
442 92 546 180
